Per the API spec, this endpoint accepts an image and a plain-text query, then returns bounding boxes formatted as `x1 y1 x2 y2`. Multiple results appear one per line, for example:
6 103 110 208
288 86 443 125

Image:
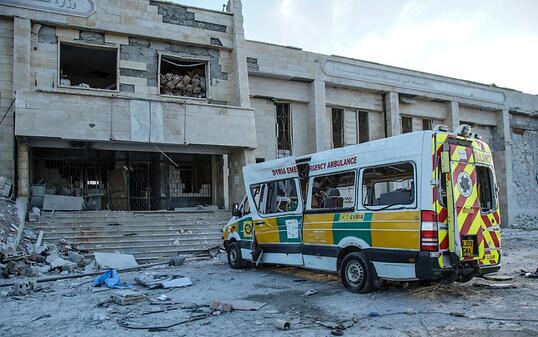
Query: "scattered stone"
94 252 138 269
211 299 266 311
62 261 78 273
111 290 146 305
168 255 185 266
68 251 84 264
274 319 290 330
304 289 318 296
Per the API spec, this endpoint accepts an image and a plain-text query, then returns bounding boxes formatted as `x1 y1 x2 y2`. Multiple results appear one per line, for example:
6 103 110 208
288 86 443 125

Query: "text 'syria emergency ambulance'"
223 125 502 292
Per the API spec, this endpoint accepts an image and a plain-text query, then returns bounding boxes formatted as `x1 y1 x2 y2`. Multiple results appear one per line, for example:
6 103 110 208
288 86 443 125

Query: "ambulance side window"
476 166 496 212
251 178 299 215
241 197 250 216
310 171 356 210
362 163 415 207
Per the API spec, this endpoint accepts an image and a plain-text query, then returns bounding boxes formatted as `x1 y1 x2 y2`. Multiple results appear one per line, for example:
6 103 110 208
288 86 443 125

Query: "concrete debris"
168 255 186 266
157 294 169 301
304 289 318 296
160 69 206 98
483 274 513 281
135 274 192 289
42 195 84 211
210 299 266 311
111 289 146 305
473 282 517 289
521 268 538 278
0 177 13 198
12 279 38 295
94 252 138 270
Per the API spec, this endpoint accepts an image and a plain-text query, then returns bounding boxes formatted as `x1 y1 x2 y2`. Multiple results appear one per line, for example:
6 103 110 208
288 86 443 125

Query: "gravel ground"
1 228 537 337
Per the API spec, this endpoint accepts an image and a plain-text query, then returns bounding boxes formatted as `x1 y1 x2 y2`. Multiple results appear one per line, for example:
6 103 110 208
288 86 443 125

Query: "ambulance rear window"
477 166 496 212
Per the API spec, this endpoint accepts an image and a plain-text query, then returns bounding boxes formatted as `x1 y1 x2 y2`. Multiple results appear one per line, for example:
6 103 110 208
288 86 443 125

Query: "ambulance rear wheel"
228 241 247 269
340 252 373 293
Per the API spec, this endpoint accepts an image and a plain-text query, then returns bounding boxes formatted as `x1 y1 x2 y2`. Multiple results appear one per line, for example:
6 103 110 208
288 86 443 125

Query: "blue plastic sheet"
94 269 132 289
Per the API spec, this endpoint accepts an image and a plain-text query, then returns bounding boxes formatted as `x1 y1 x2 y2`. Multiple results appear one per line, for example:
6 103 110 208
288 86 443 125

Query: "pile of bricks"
159 70 206 98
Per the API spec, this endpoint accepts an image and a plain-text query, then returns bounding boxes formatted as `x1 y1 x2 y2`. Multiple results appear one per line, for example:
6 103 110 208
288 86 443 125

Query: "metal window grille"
276 103 292 158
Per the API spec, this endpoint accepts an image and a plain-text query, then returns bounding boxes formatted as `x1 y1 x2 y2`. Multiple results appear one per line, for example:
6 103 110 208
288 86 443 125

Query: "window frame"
275 102 293 157
401 116 413 134
358 110 369 144
158 51 211 101
248 177 303 218
305 169 358 213
331 107 344 149
57 40 120 93
358 161 417 211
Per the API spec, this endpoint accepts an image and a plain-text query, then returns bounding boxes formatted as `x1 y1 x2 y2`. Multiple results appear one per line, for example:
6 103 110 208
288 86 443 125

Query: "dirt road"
1 228 537 337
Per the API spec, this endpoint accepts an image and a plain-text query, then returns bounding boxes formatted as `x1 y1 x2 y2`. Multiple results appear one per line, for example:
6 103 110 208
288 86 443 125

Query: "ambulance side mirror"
232 203 242 217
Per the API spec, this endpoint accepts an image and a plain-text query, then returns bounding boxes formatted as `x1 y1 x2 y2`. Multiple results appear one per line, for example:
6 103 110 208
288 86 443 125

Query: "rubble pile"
159 69 206 98
512 214 538 229
0 198 95 278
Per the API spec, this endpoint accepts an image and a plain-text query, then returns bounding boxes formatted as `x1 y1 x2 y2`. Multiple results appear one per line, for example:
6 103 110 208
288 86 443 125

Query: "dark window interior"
477 166 496 212
401 116 413 133
60 43 117 90
358 110 369 143
311 171 356 210
159 56 207 98
332 108 344 148
423 118 433 130
362 163 415 207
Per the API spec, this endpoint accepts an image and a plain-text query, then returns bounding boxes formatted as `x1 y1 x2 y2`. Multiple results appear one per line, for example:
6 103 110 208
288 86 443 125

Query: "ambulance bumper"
415 252 450 280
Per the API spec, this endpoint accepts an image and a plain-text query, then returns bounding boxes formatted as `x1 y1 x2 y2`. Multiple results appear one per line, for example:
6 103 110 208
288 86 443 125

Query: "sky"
175 0 538 94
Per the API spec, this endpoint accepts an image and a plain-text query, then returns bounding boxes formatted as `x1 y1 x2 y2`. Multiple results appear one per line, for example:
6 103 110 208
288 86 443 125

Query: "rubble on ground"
512 214 538 229
0 198 95 279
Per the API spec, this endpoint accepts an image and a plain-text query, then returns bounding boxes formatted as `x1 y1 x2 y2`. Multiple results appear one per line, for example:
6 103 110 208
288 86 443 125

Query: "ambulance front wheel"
340 252 373 293
228 241 248 269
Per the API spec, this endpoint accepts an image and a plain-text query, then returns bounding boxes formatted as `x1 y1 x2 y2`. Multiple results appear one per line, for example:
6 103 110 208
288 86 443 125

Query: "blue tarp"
94 269 132 289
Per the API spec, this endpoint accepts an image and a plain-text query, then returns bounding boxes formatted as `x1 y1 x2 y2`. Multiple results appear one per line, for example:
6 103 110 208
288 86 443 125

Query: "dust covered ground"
1 228 537 337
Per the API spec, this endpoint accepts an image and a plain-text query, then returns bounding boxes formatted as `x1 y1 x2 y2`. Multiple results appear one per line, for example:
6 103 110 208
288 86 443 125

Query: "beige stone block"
55 27 79 40
120 76 146 86
119 60 146 71
105 33 129 45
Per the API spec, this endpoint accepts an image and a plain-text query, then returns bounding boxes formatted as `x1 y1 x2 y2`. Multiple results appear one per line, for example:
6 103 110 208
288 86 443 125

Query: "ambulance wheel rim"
346 261 364 284
229 248 238 264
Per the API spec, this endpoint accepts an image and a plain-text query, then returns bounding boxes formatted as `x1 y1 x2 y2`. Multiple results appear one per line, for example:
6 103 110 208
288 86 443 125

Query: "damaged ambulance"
223 125 502 293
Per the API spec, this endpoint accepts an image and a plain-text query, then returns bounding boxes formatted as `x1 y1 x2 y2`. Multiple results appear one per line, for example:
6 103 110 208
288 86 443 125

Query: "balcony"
14 90 257 149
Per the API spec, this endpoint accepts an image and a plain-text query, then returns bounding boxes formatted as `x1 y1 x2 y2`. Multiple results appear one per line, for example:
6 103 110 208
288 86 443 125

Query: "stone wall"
510 114 538 217
0 19 14 180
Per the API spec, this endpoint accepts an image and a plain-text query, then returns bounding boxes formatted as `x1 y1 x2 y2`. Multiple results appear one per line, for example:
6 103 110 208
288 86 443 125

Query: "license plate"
462 239 474 256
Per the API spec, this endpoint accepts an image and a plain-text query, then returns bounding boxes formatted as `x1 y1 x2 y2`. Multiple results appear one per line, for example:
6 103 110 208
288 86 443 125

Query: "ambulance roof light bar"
455 124 472 138
433 125 449 132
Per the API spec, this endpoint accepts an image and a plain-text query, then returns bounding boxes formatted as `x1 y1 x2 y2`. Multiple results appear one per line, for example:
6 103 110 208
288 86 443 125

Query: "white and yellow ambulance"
223 125 502 292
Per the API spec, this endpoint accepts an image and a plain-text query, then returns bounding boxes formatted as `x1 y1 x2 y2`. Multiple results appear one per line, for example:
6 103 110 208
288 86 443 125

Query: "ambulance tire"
228 241 248 269
340 252 373 293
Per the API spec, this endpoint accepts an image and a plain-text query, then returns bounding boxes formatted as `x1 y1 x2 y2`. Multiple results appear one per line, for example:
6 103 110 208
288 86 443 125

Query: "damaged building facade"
0 0 537 224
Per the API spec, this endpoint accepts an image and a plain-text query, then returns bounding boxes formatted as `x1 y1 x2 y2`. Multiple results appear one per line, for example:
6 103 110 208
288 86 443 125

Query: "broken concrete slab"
42 195 84 211
211 299 266 311
161 277 192 288
68 251 84 264
46 255 69 269
111 290 145 305
94 252 138 270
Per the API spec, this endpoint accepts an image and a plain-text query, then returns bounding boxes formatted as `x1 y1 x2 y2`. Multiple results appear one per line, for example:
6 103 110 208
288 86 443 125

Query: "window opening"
311 171 356 210
476 166 496 212
401 116 413 134
423 119 433 130
276 103 292 158
362 163 415 207
60 43 117 90
332 108 344 148
358 110 369 143
159 55 207 98
251 178 298 214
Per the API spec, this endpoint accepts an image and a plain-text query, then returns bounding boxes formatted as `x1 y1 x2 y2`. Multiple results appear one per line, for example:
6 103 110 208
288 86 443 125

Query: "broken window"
362 163 415 207
311 171 356 210
332 108 344 148
422 118 433 130
159 54 207 98
401 116 413 134
276 103 292 158
358 110 369 143
477 166 496 212
59 43 117 90
251 178 299 214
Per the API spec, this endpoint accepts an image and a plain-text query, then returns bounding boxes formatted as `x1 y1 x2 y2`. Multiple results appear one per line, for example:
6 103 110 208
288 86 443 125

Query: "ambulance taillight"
420 210 438 252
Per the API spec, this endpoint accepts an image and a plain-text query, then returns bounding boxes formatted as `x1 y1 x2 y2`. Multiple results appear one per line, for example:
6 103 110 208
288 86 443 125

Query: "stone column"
227 0 251 108
447 101 461 132
493 109 514 226
13 17 31 93
17 141 29 197
223 154 229 209
228 149 254 207
384 92 400 137
308 79 330 151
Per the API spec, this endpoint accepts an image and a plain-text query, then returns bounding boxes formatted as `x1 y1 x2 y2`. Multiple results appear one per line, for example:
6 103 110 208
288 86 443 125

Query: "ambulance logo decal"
457 171 472 197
